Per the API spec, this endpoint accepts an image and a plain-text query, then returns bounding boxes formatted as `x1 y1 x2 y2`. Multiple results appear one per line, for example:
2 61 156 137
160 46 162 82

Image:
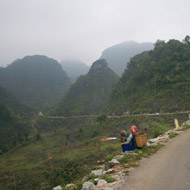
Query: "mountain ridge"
52 59 119 116
0 55 71 111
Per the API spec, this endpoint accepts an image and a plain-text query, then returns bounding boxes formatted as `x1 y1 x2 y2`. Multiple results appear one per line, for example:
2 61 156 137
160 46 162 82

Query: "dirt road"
117 129 190 190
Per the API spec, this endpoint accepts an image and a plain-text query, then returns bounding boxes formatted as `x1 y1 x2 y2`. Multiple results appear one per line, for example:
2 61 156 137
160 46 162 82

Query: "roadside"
76 123 190 190
116 126 190 190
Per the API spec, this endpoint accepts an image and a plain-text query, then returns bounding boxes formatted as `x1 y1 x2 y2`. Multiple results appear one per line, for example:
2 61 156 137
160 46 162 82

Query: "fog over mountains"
60 60 89 80
100 41 154 76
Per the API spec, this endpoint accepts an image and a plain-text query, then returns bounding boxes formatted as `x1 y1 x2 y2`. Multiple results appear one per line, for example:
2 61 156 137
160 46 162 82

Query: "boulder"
81 182 95 190
105 169 115 174
90 169 104 177
52 185 62 190
97 179 107 187
184 120 190 126
97 160 104 165
113 154 124 160
103 187 113 190
105 159 120 170
65 183 76 190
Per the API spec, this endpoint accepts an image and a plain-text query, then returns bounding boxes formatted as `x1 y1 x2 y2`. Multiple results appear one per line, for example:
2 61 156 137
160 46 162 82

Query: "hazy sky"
0 0 189 66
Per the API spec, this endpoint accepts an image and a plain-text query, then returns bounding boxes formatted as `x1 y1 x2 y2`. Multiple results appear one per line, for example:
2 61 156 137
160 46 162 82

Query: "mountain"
0 55 71 111
100 41 154 76
106 38 190 114
52 59 119 116
60 59 89 80
0 86 33 153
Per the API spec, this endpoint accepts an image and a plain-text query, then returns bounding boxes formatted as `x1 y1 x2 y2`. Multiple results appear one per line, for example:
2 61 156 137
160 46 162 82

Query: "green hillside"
0 113 188 190
52 59 119 116
106 37 190 114
0 55 71 111
0 87 33 153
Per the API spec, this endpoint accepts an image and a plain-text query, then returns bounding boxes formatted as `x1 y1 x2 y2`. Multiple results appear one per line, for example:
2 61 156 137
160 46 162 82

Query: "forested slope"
0 87 33 153
53 59 119 116
0 55 71 111
106 37 190 114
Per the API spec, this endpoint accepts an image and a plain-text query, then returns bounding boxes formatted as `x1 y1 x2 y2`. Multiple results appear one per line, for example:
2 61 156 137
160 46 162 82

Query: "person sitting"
121 125 138 152
120 130 127 152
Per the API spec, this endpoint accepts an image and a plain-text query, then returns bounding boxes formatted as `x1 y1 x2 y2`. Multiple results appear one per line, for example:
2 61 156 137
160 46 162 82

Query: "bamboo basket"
136 133 147 148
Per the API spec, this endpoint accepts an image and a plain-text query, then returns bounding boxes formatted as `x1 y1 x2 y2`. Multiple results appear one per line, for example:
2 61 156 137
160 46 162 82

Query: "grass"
169 133 178 139
102 174 115 183
0 113 188 190
119 143 164 168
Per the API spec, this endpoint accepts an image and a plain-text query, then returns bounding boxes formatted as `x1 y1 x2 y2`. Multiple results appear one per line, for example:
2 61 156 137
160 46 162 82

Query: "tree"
154 40 166 50
183 35 190 45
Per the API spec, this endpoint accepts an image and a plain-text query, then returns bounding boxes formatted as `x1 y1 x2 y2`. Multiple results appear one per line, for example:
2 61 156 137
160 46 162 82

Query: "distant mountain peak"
90 59 108 72
52 59 119 116
100 41 154 76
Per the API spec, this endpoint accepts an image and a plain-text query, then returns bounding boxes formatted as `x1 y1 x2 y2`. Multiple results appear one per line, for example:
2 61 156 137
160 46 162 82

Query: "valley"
0 36 190 190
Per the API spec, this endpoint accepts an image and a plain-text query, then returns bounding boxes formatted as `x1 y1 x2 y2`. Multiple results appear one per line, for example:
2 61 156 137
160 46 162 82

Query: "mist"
0 0 190 66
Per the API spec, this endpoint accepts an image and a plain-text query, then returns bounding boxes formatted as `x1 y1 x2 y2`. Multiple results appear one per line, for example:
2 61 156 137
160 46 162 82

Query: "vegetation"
0 36 190 190
0 55 71 111
106 36 190 114
169 133 178 139
119 143 164 168
0 113 188 190
0 87 33 153
52 59 119 116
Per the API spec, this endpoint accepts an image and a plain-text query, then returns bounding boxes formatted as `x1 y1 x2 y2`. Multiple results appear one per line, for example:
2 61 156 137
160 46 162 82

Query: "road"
43 110 190 119
117 129 190 190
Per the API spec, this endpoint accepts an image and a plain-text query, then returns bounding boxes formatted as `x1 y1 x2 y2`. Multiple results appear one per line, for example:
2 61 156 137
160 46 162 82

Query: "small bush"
103 175 115 183
105 154 115 162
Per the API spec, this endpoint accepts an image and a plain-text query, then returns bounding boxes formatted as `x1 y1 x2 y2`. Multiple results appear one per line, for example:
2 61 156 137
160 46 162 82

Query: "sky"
0 0 189 67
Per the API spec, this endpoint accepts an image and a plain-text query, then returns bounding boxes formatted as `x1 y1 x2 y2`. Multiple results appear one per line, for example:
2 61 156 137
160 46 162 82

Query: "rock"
165 130 175 135
94 178 99 182
184 120 190 126
52 185 62 190
124 151 137 155
113 154 124 160
105 159 120 170
97 179 107 187
81 182 95 190
111 174 120 181
105 169 115 174
103 187 113 190
97 160 104 165
112 164 121 172
90 169 104 177
65 183 76 190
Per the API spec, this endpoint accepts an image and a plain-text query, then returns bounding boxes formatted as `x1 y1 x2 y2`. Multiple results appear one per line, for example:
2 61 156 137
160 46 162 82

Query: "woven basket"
136 133 147 148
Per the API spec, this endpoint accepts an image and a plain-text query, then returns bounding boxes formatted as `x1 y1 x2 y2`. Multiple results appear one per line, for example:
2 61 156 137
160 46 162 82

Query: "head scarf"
131 125 138 135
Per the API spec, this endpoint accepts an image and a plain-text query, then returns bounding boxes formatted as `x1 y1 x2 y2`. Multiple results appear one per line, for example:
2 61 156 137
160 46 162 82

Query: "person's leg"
126 144 137 151
121 144 128 152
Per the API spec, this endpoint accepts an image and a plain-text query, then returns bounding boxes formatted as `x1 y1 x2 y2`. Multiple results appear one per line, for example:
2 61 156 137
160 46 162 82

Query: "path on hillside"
43 110 190 119
116 128 190 190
